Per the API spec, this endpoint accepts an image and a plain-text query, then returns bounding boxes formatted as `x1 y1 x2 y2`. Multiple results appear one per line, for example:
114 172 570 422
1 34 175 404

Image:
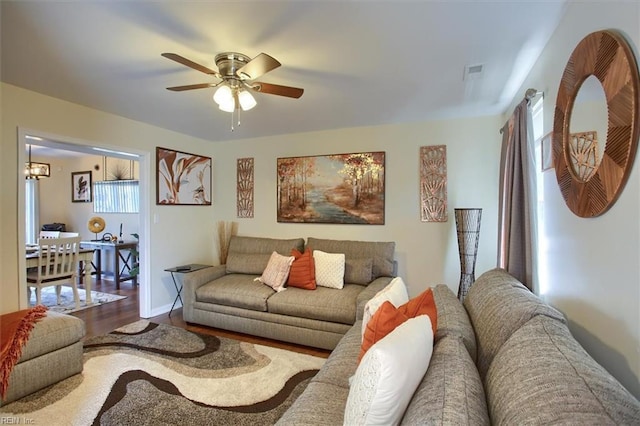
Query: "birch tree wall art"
277 151 385 224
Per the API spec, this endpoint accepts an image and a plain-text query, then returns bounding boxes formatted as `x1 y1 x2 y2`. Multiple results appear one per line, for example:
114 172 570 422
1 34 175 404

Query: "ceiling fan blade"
166 82 220 92
237 53 281 80
162 53 220 77
251 82 304 98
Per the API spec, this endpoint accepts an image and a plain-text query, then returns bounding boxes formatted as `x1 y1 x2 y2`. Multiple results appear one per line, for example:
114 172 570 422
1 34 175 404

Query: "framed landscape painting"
277 151 385 224
156 147 212 205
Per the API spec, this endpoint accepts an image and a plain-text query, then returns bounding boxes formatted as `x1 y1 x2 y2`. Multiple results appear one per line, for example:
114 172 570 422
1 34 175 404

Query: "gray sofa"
278 268 640 425
182 236 396 350
0 311 85 406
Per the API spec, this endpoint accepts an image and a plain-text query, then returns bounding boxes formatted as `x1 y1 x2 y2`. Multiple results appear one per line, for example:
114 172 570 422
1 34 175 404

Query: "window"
25 179 39 244
93 180 139 213
531 96 548 295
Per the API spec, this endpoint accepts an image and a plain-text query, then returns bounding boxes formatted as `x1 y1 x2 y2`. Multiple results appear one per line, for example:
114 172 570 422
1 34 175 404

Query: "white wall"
508 1 640 397
208 118 502 299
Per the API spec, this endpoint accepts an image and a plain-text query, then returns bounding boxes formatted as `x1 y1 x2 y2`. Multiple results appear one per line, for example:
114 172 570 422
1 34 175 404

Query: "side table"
164 264 212 317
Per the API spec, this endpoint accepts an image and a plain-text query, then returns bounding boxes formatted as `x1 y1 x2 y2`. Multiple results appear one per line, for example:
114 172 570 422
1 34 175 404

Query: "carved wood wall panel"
569 131 599 181
420 145 447 222
237 157 254 218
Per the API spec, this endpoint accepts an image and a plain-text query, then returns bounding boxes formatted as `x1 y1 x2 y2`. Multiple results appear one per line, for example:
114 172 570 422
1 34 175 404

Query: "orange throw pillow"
398 288 438 335
358 301 409 362
358 288 438 363
287 248 316 290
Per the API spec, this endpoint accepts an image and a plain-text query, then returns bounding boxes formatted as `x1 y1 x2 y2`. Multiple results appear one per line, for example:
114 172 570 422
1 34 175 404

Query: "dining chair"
27 236 82 309
39 230 60 240
59 232 80 238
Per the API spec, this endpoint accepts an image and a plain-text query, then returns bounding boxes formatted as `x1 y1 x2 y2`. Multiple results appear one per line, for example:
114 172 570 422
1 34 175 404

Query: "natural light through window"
25 179 38 244
531 96 548 296
94 180 139 213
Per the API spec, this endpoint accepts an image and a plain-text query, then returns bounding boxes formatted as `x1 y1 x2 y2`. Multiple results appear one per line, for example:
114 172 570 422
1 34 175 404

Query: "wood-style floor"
73 277 330 358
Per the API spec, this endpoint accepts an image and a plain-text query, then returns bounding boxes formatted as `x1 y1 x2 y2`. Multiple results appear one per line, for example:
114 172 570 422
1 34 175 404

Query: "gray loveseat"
278 268 640 425
182 236 396 350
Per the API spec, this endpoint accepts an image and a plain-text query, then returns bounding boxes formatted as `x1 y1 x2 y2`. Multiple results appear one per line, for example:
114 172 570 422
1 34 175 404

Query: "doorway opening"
17 128 151 317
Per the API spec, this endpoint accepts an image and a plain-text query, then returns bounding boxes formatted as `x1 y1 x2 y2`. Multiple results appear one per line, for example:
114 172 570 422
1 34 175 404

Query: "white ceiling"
1 1 567 144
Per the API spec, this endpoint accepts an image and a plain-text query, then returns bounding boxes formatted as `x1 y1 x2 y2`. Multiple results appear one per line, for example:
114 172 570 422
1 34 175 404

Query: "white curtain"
25 179 40 244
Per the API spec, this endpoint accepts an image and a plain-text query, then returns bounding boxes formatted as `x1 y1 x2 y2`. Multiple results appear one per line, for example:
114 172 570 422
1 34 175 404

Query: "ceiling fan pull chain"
237 105 242 128
230 108 235 132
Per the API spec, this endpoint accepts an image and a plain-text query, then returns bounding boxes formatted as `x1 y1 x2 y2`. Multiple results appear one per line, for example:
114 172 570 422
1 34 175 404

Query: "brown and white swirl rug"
0 320 325 425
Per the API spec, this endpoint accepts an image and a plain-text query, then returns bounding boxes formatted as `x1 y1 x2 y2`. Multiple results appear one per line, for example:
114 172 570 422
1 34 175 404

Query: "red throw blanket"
0 305 48 400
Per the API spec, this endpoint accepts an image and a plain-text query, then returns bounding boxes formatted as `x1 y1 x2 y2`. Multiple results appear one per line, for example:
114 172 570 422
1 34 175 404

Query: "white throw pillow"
313 250 345 289
254 251 295 292
344 315 434 426
362 276 409 339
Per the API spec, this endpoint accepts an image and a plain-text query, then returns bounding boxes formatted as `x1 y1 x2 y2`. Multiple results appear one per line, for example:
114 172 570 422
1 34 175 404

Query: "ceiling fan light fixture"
238 89 256 111
218 98 235 112
163 51 301 130
213 85 233 105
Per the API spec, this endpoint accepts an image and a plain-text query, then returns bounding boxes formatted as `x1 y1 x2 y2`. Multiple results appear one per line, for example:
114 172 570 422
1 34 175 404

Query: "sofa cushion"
275 382 348 426
401 335 489 425
432 284 477 360
306 238 395 279
225 236 304 274
344 316 434 426
17 311 85 363
344 258 373 284
312 321 362 389
464 268 566 378
267 284 363 325
313 250 345 289
486 315 640 424
287 248 316 290
255 251 294 292
195 274 274 312
226 253 271 275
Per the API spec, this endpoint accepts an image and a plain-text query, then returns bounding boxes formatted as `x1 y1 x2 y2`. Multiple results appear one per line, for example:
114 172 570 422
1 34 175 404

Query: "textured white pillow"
362 276 409 339
344 315 434 426
313 250 345 289
254 251 295 292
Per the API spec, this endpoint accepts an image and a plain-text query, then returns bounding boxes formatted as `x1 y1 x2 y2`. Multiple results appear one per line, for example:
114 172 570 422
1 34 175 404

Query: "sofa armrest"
355 277 393 320
182 265 227 321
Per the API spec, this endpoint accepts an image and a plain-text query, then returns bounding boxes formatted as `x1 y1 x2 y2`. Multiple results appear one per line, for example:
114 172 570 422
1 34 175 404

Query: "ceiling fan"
162 52 304 114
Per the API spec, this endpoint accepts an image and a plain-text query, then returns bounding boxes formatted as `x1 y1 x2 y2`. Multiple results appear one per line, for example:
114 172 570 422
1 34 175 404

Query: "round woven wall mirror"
553 29 640 217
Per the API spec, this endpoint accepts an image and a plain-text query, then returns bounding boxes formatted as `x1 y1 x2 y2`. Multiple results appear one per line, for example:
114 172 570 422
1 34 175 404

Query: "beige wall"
507 1 640 397
31 153 140 274
2 82 502 317
208 118 502 298
35 153 140 243
1 83 217 315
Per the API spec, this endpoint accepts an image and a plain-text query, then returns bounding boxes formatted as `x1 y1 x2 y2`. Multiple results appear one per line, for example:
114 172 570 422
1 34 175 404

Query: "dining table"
26 247 96 304
80 240 138 289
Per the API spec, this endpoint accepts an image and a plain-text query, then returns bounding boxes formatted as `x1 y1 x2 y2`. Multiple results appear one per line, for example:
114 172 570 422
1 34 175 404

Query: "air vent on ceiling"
463 63 484 81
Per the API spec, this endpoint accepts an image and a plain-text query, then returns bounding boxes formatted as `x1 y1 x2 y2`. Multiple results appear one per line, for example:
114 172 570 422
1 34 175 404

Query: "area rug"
27 286 126 314
0 320 325 425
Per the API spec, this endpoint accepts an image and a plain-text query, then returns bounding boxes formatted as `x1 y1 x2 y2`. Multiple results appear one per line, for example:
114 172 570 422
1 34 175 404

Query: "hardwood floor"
73 277 330 358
